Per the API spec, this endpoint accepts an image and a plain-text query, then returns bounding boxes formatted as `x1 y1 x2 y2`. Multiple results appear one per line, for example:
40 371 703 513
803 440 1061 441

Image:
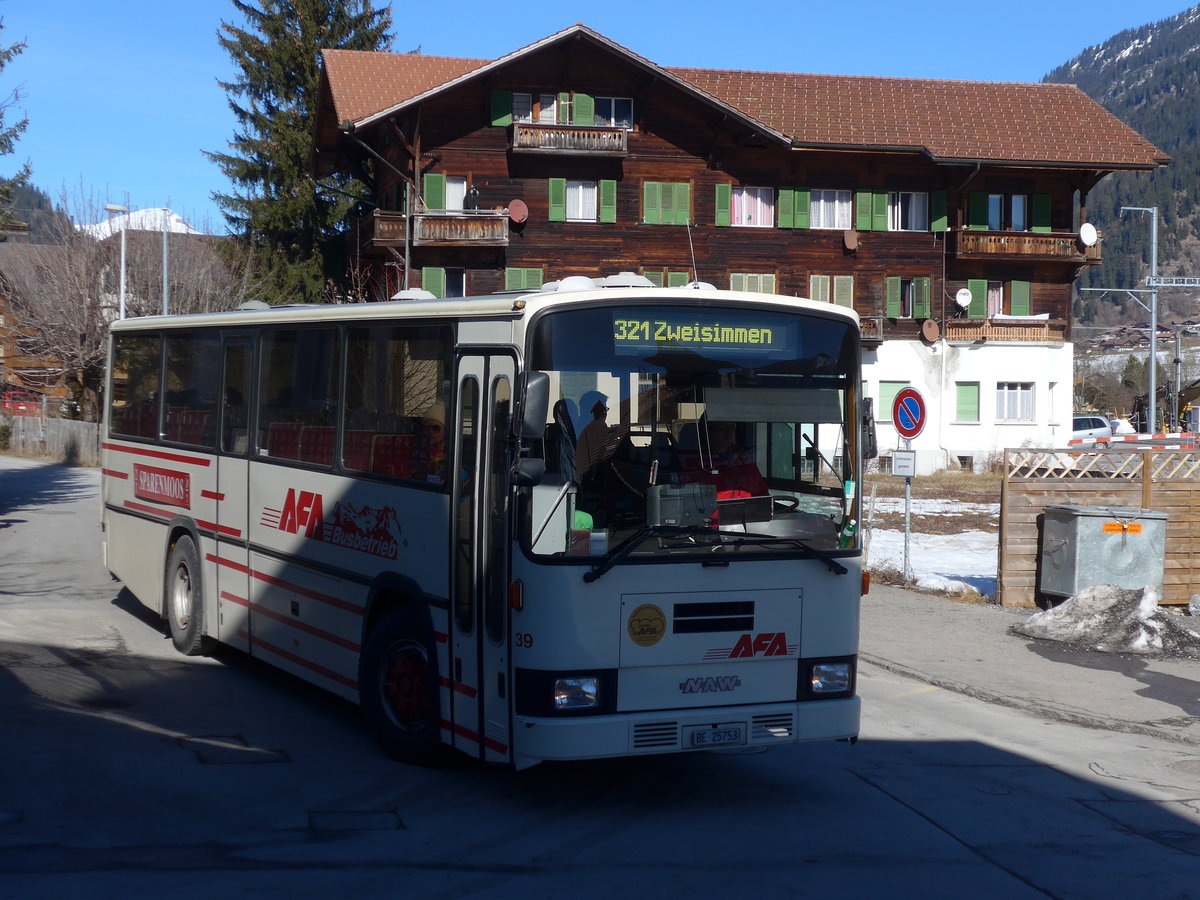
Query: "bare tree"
0 190 265 420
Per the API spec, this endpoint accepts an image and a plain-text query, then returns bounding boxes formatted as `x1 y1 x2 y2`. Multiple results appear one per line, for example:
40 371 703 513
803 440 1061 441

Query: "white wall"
862 338 1074 474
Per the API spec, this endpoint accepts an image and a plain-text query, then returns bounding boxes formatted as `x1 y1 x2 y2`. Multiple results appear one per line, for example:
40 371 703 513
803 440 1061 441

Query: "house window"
810 189 852 230
970 192 1049 231
987 280 1004 317
730 273 777 294
445 268 465 298
731 187 774 227
888 192 929 231
879 381 910 419
595 96 633 129
987 194 1004 231
566 180 597 222
885 277 931 318
810 274 854 307
996 382 1035 422
955 383 980 423
511 92 557 123
445 176 467 211
643 182 691 225
538 93 557 123
512 92 533 123
1011 195 1028 232
644 270 691 287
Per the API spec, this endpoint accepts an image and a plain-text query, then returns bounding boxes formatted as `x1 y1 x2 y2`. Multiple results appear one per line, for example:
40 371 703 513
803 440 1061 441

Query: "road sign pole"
903 438 912 582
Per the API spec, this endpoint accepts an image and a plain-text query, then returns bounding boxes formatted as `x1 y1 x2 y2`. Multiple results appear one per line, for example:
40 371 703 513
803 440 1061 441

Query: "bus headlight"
553 675 600 710
810 661 852 694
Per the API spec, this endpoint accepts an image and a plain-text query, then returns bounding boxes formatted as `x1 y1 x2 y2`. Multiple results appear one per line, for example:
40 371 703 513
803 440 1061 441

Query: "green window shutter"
885 277 902 317
872 190 888 231
598 179 617 223
1010 280 1031 315
777 188 794 229
643 182 661 225
671 183 690 225
931 190 948 232
524 267 543 289
855 191 873 231
967 279 988 317
834 275 855 308
730 273 746 292
715 183 732 227
667 272 689 287
422 266 446 299
505 267 542 290
557 91 571 124
968 192 988 231
422 173 445 210
913 277 931 318
644 270 664 287
548 177 566 222
572 93 594 126
879 381 910 417
809 274 830 303
1031 194 1051 233
795 187 810 229
490 90 513 127
956 383 980 422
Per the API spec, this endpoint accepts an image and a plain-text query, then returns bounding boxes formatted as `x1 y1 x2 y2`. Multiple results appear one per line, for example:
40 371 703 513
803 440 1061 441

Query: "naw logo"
261 489 401 559
679 675 742 694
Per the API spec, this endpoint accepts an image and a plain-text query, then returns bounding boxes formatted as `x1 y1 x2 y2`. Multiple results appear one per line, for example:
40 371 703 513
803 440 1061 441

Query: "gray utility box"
1039 504 1168 598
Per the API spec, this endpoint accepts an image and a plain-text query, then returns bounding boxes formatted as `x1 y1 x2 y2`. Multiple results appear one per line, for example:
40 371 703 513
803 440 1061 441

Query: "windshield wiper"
709 531 848 575
582 525 719 582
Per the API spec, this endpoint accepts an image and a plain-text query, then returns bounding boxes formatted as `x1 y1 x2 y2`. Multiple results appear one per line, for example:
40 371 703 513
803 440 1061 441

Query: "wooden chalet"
313 24 1168 472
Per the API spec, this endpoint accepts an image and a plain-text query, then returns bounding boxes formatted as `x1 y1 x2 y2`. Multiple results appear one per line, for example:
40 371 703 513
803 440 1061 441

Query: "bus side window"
221 343 252 455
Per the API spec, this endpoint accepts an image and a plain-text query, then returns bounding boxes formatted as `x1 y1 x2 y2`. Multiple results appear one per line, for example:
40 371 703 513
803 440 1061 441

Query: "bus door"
450 354 515 763
214 336 253 653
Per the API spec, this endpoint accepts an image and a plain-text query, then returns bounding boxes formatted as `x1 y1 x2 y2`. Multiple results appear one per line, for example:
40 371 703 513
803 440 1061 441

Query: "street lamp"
104 203 129 319
1122 206 1158 432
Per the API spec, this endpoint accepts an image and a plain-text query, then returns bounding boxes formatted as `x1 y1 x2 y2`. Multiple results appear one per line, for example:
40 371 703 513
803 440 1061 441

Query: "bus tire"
360 606 443 765
166 535 207 656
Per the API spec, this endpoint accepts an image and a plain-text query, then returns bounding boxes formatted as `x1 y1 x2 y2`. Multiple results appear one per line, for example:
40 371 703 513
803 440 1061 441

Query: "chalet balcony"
357 208 509 248
953 229 1102 265
943 317 1067 345
511 122 628 156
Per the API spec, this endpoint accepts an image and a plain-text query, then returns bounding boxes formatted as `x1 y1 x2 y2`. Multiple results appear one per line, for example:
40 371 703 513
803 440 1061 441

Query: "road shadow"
0 458 95 517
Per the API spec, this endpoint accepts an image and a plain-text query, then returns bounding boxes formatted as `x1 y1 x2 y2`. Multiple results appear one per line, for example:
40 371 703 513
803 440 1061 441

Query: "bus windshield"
524 302 861 560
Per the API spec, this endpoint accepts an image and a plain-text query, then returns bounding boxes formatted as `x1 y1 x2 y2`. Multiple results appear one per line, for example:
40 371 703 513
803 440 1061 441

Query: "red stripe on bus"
251 570 364 615
441 719 506 755
435 631 448 643
102 442 212 467
200 490 225 500
249 633 357 692
193 518 242 538
210 555 250 574
102 469 128 480
247 600 360 653
438 676 478 698
220 591 248 607
124 499 172 520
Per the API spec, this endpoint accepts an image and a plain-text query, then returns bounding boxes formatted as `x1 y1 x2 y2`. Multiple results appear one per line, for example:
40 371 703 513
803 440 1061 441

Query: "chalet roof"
316 24 1168 171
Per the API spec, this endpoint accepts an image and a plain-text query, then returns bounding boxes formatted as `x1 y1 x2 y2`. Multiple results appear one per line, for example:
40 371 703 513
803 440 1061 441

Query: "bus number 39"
515 632 535 648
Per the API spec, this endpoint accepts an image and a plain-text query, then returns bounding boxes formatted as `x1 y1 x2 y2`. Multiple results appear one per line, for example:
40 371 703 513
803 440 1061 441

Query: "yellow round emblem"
627 604 666 647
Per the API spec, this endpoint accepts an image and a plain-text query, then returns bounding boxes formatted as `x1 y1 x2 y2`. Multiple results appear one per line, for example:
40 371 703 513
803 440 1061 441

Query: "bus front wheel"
166 535 207 656
360 606 443 764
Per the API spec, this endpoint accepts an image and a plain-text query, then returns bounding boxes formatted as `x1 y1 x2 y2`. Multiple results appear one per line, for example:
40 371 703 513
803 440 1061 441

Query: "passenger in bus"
681 420 769 499
419 404 447 485
576 394 614 479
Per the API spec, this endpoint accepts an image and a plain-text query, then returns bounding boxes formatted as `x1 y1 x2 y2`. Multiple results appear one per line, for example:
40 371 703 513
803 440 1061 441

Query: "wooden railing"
943 318 1066 344
859 316 884 344
954 229 1102 264
511 122 628 155
357 209 509 247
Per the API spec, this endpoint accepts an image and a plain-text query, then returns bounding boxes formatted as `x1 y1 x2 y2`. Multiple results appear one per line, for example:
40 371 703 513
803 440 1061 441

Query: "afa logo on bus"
262 488 403 560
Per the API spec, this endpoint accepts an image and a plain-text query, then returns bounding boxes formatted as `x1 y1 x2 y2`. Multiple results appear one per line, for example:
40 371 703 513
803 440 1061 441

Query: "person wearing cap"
420 404 447 485
576 396 612 479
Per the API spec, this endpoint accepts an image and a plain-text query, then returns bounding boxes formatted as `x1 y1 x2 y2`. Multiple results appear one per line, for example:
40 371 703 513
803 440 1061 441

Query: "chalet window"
885 277 931 318
445 268 465 298
970 192 1050 232
809 274 854 308
888 192 929 231
513 92 533 123
566 180 598 222
643 182 691 225
505 267 544 290
595 96 633 129
494 91 560 125
644 270 691 287
955 383 981 423
731 187 774 227
550 178 616 223
810 189 852 230
996 382 1034 422
968 278 1032 317
446 176 467 211
730 273 776 294
538 93 557 123
1011 195 1028 232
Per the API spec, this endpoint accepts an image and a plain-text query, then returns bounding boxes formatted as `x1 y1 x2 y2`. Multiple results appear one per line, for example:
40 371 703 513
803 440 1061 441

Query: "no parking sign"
891 387 926 439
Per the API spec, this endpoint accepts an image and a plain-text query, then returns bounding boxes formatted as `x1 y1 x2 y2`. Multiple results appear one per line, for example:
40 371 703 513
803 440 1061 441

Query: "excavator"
1130 377 1200 433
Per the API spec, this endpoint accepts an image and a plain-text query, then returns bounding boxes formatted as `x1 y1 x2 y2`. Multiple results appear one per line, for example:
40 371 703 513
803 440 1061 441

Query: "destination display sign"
612 311 795 356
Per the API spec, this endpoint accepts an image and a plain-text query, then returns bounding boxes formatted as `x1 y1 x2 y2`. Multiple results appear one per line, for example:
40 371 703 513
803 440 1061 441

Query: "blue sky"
5 0 1192 233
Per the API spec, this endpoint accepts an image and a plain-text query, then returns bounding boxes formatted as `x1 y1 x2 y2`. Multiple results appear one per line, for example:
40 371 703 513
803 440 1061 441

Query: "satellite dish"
1079 222 1098 247
508 198 528 224
955 288 973 309
843 230 859 251
921 319 941 342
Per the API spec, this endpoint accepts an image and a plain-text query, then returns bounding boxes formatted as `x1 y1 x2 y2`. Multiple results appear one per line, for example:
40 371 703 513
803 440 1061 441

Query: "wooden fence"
1000 447 1200 607
0 414 100 466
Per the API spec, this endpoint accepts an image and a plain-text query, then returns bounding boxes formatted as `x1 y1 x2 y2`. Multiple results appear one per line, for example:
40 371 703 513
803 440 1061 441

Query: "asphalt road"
1 455 1197 898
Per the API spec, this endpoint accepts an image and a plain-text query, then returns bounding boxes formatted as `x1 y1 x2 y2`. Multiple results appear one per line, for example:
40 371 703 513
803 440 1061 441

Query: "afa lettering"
729 632 790 658
280 489 325 539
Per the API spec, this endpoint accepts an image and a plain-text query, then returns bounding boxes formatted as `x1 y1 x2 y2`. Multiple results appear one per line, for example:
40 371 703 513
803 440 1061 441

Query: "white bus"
101 275 869 769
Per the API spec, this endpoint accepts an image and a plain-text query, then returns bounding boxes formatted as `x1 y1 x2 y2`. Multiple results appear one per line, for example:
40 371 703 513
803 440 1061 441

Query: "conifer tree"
0 14 30 232
206 0 391 302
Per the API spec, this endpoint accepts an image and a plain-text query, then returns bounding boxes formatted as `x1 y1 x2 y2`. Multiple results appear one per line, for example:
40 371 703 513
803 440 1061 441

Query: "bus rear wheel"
166 535 208 656
360 607 443 764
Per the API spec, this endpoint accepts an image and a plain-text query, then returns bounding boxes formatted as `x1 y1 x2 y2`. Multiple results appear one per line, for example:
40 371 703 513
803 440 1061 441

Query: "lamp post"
1122 206 1158 432
104 203 129 319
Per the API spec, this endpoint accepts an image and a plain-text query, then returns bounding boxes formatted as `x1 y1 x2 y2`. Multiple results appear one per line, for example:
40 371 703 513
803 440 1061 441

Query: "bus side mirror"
516 371 550 440
861 397 878 460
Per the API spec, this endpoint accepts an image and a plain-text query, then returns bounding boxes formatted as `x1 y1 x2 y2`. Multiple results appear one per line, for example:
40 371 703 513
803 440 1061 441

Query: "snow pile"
1011 585 1200 657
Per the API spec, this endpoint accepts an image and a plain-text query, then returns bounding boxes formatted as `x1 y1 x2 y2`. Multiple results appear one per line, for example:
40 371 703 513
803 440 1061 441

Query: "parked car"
1071 414 1111 446
1 391 39 416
